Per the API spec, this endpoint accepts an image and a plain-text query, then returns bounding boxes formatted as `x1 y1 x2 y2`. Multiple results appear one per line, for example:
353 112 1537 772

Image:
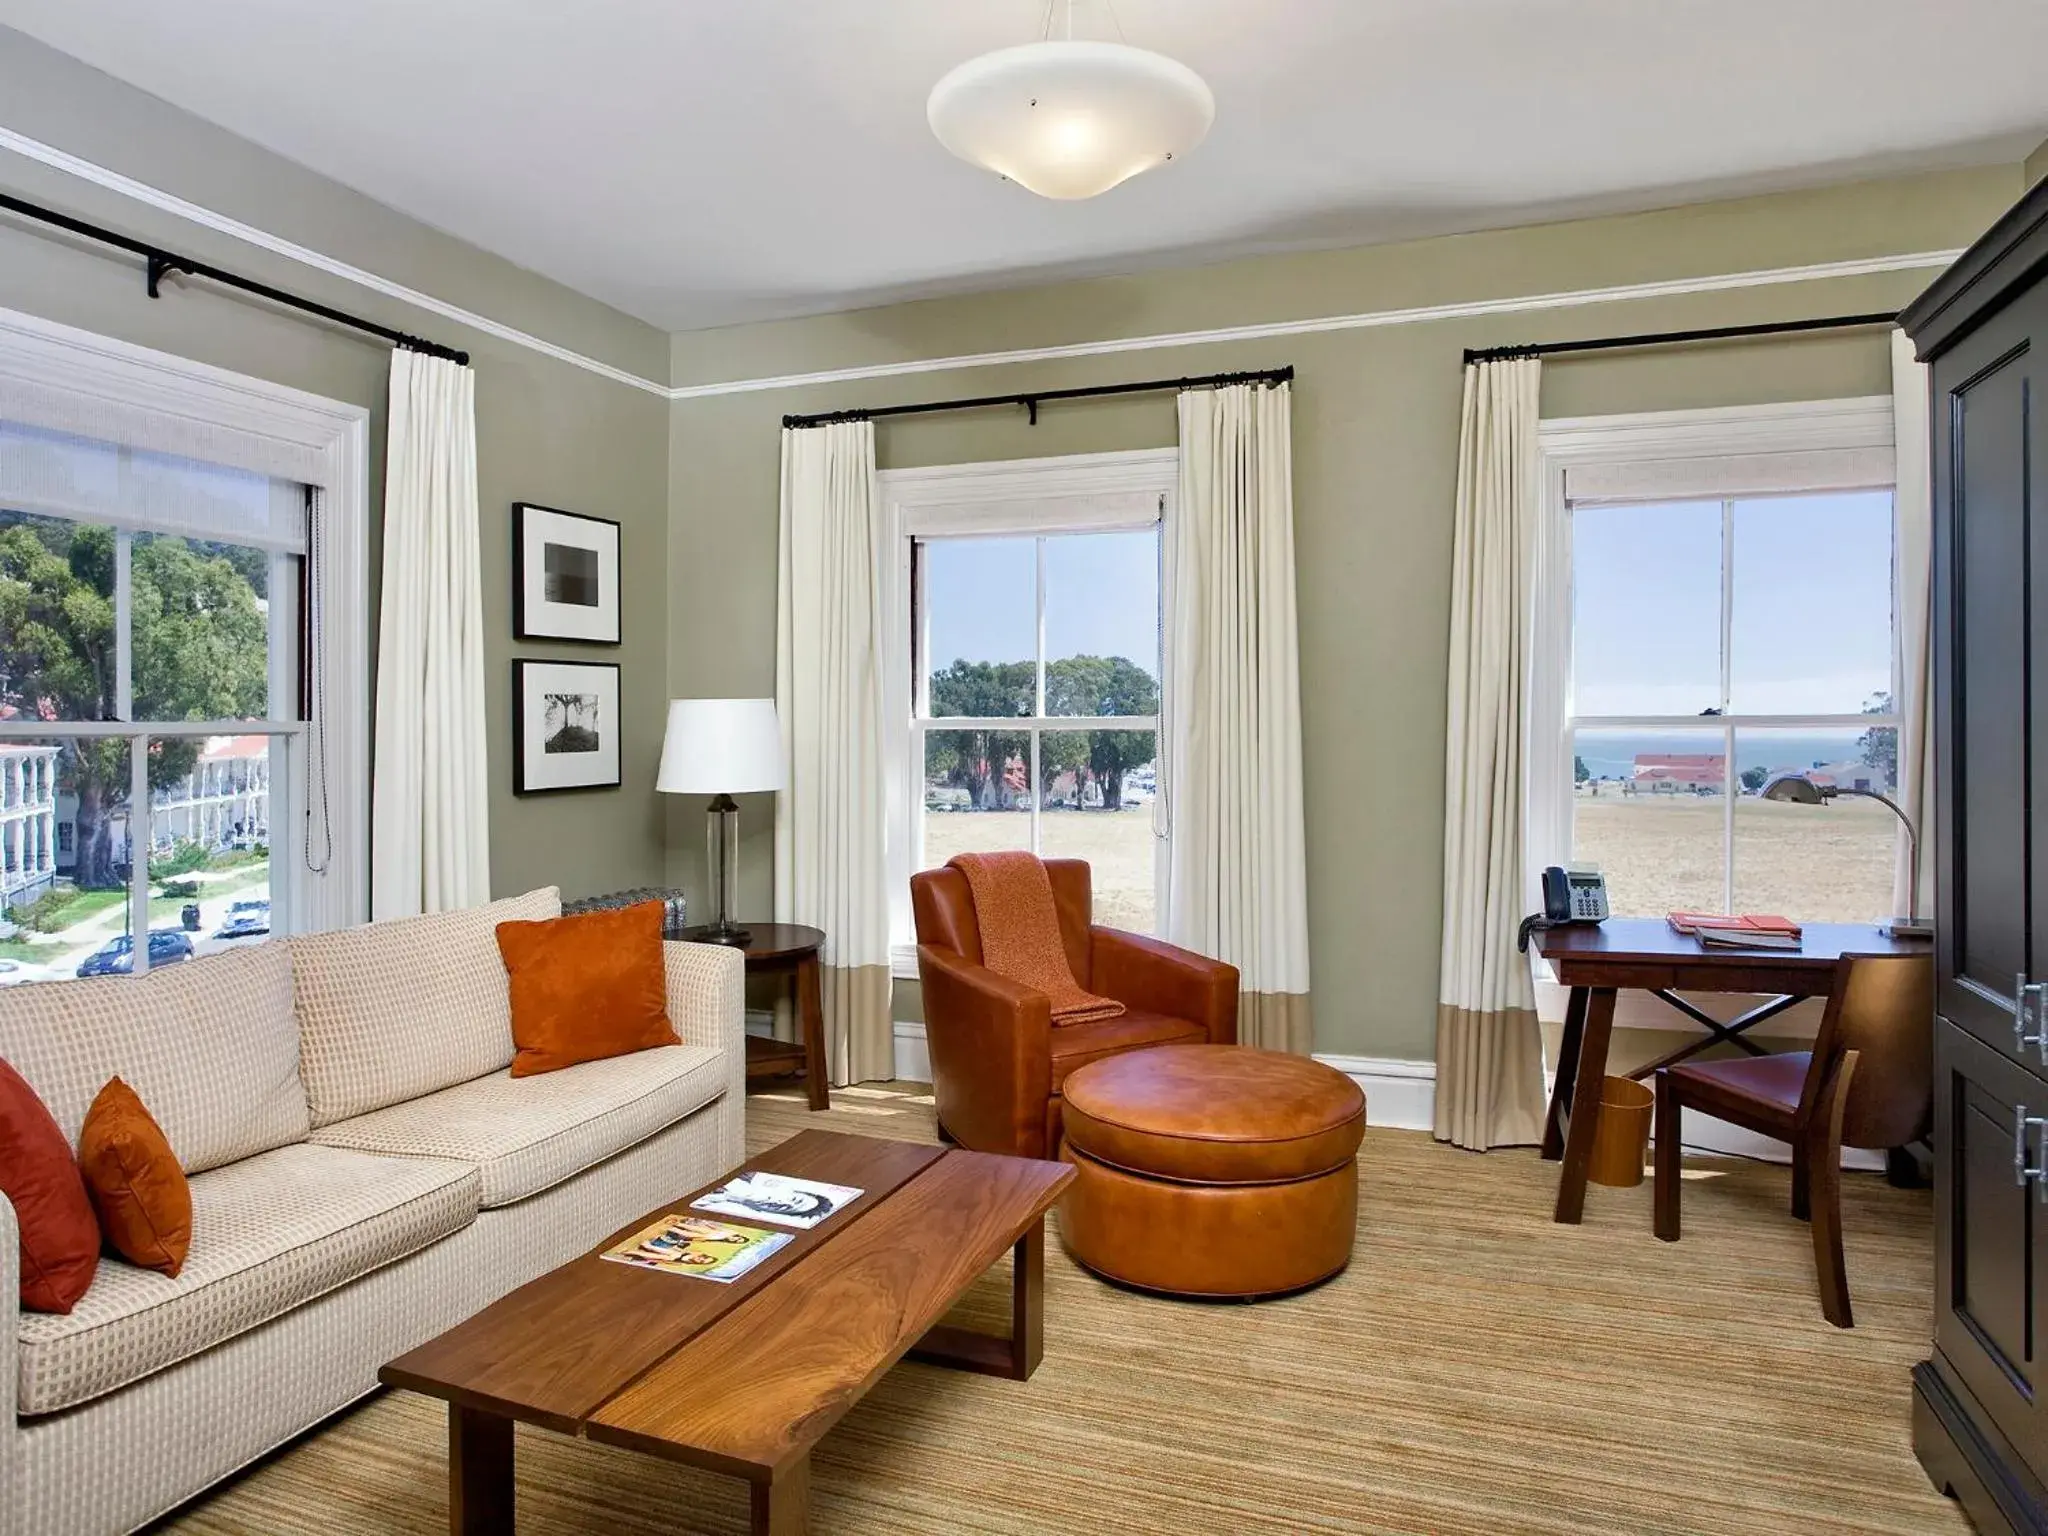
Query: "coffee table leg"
751 1457 810 1536
449 1404 513 1536
797 953 828 1112
907 1218 1045 1381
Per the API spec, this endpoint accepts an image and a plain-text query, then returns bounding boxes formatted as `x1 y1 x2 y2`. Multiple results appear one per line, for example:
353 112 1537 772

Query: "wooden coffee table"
381 1129 1074 1535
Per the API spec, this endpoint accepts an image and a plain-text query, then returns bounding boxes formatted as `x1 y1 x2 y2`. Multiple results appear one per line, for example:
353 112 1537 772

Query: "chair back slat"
1801 952 1934 1149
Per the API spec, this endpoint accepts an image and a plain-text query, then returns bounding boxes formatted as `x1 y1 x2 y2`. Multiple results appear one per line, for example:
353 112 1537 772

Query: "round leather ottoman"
1056 1043 1365 1299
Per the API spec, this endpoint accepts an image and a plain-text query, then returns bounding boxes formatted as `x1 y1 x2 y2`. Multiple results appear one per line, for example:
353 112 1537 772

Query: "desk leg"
1552 987 1616 1224
1541 986 1588 1161
449 1405 513 1536
796 953 828 1112
751 1457 810 1536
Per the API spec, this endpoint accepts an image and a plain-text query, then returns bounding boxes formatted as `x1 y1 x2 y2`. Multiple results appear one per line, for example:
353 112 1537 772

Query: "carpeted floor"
159 1083 1965 1536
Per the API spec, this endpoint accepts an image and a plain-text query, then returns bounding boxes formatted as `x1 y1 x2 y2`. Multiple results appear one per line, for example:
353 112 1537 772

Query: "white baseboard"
1316 1054 1438 1132
893 1020 931 1085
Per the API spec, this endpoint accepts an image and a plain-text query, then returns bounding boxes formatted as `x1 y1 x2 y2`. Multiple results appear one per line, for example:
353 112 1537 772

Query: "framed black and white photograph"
512 659 621 794
513 503 621 644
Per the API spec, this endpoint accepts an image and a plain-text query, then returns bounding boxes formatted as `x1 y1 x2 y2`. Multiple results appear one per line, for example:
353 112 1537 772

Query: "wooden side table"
683 922 828 1112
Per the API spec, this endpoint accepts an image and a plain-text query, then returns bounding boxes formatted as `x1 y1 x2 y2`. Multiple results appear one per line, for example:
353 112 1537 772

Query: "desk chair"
1652 951 1934 1328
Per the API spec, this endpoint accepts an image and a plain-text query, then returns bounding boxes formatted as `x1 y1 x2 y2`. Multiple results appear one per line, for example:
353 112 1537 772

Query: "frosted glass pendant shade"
928 41 1215 200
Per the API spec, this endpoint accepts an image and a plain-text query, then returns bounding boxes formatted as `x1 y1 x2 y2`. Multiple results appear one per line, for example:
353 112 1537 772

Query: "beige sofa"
0 887 746 1536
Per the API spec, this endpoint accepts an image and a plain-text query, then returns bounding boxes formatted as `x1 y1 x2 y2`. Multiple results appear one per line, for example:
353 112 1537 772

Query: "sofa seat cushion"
1048 1011 1208 1091
290 886 561 1128
309 1042 726 1208
17 1143 479 1415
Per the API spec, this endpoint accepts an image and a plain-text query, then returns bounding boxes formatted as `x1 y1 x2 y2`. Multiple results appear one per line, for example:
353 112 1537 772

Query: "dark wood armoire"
1904 174 2048 1534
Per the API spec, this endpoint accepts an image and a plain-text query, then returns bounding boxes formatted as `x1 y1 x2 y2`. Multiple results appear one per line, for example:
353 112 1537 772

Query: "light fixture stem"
1837 787 1921 921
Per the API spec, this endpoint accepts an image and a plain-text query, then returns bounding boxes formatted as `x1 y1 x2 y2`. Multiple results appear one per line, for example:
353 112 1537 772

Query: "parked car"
213 897 271 941
76 930 195 977
0 958 52 987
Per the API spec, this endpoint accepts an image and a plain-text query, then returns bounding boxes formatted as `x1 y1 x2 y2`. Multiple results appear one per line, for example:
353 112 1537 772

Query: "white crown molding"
0 123 1961 406
0 124 668 396
674 249 1961 402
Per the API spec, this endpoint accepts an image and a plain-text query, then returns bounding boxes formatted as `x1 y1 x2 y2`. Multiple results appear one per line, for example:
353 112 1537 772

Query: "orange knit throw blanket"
948 852 1124 1025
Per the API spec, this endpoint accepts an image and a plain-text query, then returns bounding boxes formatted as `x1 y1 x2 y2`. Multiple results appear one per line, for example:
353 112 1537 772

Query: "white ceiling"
1 1 2043 333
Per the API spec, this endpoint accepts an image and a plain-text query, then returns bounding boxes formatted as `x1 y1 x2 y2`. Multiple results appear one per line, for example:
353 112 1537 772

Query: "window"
884 451 1175 968
0 428 305 979
1551 401 1900 921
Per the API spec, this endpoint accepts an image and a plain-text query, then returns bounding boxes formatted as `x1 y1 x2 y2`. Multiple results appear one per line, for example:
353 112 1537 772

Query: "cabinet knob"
2017 1103 2048 1188
2016 974 2047 1063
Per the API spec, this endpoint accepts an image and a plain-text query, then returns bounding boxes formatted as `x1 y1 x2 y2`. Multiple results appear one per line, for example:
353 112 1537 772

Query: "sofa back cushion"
290 887 560 1126
0 942 308 1174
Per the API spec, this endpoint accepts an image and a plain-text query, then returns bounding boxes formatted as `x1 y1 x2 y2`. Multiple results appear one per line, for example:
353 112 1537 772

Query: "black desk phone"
1517 866 1610 951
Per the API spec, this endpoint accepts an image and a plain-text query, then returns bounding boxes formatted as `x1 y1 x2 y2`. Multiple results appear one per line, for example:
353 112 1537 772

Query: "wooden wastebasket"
1588 1075 1654 1188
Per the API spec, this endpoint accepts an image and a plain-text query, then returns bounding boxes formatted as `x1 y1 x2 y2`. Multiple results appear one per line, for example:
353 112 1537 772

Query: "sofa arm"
664 941 748 1163
1091 927 1239 1046
917 945 1054 1157
0 1189 18 1536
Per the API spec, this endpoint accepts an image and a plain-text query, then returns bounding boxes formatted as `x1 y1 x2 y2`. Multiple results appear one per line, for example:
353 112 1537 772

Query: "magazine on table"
600 1214 791 1283
689 1170 864 1230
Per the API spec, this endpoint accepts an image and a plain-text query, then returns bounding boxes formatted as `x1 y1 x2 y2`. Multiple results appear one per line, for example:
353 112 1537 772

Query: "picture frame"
512 659 622 795
513 503 621 645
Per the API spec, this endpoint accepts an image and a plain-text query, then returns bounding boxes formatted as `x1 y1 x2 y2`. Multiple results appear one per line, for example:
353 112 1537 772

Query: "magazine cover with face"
689 1170 865 1230
600 1214 792 1283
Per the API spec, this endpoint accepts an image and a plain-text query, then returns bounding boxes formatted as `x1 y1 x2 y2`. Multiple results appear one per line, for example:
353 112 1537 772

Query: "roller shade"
0 419 308 554
1564 446 1895 506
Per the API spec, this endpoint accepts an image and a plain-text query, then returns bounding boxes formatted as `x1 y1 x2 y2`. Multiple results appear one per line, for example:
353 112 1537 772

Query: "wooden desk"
682 924 829 1112
1537 919 1931 1224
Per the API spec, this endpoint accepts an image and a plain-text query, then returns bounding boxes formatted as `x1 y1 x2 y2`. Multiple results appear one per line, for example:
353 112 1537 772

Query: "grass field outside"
923 808 1162 933
1575 789 1897 921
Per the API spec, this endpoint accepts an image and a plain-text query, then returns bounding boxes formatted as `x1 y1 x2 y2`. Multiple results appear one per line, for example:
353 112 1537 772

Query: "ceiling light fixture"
927 1 1215 201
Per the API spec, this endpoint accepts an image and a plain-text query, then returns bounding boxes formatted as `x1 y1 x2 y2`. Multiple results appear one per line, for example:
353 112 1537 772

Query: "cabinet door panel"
1937 1020 2047 1469
1936 325 2033 1056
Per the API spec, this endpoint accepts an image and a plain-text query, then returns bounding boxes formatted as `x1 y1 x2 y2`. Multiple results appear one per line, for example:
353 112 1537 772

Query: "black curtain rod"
0 191 470 366
1463 311 1897 366
781 365 1293 430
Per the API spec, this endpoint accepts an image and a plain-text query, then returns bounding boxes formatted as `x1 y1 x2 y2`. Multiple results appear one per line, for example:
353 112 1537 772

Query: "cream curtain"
1892 330 1935 924
775 421 894 1085
1166 383 1312 1053
1435 358 1548 1151
370 350 489 919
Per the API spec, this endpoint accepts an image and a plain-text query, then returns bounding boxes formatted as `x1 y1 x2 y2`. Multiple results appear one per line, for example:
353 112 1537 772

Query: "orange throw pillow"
0 1055 100 1312
496 901 677 1077
79 1077 192 1278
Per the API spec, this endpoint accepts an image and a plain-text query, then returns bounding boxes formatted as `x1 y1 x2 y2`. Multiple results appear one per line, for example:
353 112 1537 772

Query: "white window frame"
0 305 371 961
879 448 1178 979
1532 395 1900 1026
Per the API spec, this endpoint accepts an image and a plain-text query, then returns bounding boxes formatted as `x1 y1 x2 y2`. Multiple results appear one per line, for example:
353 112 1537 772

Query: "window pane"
1730 491 1894 715
0 511 116 722
1571 501 1722 716
131 534 277 722
0 736 135 986
1038 729 1157 933
920 537 1036 717
147 735 272 954
1044 530 1160 717
1732 727 1896 923
919 728 1033 869
1572 727 1726 916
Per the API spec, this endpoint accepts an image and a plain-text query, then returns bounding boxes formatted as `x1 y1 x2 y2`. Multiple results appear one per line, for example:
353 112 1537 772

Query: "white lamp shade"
927 41 1214 201
656 698 785 795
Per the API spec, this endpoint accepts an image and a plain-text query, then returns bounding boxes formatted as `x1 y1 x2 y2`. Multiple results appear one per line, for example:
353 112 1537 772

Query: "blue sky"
924 529 1161 677
1573 490 1894 717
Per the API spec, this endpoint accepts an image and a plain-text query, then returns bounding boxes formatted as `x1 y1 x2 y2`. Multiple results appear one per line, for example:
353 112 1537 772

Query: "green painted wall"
666 163 2024 1063
0 28 673 904
2028 137 2048 189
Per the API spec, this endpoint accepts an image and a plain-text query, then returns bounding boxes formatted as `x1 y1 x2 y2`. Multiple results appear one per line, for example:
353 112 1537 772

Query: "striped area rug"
162 1083 1963 1536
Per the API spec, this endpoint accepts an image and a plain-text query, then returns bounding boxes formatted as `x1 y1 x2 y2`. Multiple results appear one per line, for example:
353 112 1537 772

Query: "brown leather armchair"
912 859 1238 1158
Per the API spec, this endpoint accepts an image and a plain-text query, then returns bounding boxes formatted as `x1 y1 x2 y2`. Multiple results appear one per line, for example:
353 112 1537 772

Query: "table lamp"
656 698 785 945
1758 772 1932 939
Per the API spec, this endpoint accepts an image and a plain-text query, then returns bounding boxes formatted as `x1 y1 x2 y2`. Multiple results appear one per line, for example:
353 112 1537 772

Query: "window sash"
1565 486 1900 915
